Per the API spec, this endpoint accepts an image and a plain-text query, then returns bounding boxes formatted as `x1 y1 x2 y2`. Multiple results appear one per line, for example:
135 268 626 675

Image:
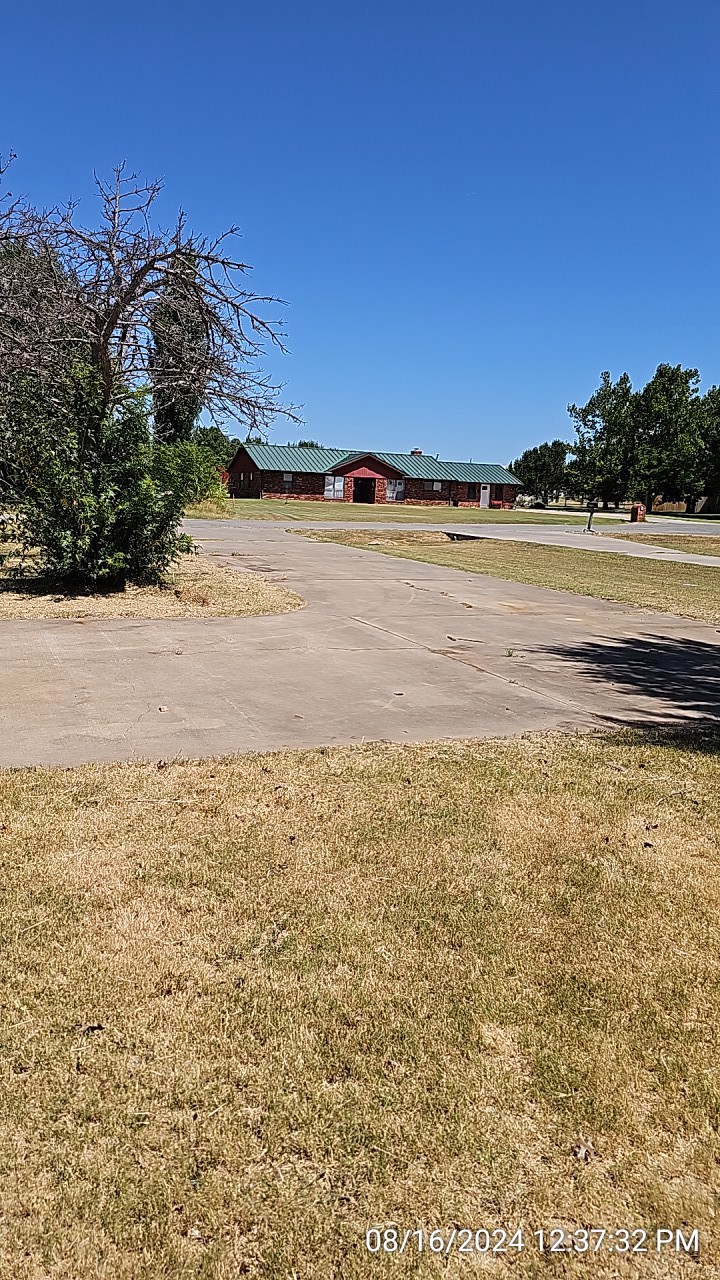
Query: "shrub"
151 441 226 507
7 382 192 594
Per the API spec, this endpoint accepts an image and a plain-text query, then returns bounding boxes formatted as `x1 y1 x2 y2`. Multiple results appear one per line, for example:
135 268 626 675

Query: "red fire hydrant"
630 502 646 523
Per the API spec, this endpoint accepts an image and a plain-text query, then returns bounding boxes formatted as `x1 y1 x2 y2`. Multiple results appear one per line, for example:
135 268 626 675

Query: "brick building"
226 444 520 507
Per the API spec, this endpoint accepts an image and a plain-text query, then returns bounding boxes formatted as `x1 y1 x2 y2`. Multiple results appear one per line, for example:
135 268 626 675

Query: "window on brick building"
423 480 442 492
467 483 477 499
386 479 405 501
282 472 293 492
324 475 345 499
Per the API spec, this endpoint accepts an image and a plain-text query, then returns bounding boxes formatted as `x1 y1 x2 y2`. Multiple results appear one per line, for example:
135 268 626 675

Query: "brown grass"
0 729 718 1277
297 529 720 624
607 532 720 557
0 554 302 620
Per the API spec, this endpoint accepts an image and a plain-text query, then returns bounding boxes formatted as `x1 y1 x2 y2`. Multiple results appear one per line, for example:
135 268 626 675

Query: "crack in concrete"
431 645 608 717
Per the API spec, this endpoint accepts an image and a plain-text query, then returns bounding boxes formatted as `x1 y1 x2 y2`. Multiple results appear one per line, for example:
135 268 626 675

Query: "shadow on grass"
0 574 123 601
540 632 720 731
603 722 720 758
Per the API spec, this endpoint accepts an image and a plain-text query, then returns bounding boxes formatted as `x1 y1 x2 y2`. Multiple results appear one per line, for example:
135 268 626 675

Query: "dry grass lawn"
607 532 720 557
184 497 619 526
0 554 302 620
297 529 720 624
1 729 719 1277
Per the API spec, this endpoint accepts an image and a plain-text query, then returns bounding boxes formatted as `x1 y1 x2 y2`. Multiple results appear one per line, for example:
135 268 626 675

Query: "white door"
479 484 490 508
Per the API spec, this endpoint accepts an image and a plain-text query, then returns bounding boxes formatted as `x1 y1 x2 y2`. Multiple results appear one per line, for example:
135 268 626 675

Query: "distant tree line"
508 440 568 505
510 365 720 512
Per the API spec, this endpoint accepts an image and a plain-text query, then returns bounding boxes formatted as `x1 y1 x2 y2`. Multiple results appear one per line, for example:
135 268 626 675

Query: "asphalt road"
1 520 718 768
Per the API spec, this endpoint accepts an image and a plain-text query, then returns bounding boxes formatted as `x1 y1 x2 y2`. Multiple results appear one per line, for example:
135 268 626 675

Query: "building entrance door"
353 477 376 503
479 484 490 508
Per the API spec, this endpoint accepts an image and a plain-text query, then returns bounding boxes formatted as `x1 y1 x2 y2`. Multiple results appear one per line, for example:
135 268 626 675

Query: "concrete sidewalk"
1 522 718 768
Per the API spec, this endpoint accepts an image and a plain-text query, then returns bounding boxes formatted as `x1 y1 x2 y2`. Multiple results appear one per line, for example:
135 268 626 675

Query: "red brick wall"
453 483 479 507
226 454 520 506
490 484 519 505
340 475 390 503
254 472 400 503
260 471 326 500
226 448 261 497
334 456 401 503
228 470 261 498
404 478 451 505
394 480 518 507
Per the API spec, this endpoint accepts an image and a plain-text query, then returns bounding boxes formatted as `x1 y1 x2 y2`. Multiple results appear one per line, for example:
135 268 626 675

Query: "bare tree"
0 161 298 590
0 162 298 431
150 251 208 443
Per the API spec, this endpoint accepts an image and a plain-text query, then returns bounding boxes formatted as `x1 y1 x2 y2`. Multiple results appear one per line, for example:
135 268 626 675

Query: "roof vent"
410 448 423 455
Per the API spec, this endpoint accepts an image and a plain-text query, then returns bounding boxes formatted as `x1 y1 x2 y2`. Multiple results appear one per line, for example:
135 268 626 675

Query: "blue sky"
3 0 719 462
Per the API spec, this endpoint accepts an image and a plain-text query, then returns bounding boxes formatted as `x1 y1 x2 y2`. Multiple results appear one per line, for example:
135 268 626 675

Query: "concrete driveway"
238 514 720 566
1 520 719 767
437 524 720 566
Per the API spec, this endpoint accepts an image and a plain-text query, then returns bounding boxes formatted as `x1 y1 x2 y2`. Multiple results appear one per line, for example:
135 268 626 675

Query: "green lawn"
185 497 622 526
297 528 720 624
1 729 718 1277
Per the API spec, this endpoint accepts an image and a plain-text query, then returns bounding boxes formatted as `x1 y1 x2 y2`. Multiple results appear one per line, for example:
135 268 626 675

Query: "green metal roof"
374 454 520 484
242 443 353 472
240 442 519 485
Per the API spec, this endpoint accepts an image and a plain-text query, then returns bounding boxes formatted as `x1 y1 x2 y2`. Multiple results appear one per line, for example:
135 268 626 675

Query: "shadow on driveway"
537 632 720 726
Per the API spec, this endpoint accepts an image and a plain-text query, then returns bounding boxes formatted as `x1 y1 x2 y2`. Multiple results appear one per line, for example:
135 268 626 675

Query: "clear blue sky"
3 0 719 462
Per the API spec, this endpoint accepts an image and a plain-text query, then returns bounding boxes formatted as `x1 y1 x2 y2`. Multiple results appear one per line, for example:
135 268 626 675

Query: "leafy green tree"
699 386 720 513
287 439 322 447
567 372 635 507
191 425 241 469
632 364 704 511
509 446 542 497
0 162 295 592
510 439 568 503
563 435 595 503
0 238 190 591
